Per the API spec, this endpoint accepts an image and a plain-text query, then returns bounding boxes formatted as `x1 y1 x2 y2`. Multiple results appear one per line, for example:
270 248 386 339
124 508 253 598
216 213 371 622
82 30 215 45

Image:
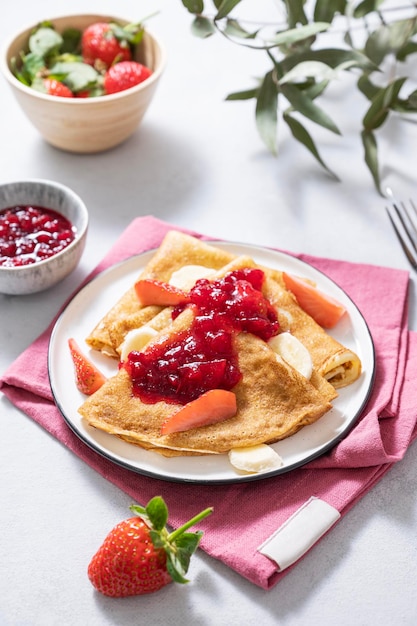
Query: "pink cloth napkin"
1 216 416 590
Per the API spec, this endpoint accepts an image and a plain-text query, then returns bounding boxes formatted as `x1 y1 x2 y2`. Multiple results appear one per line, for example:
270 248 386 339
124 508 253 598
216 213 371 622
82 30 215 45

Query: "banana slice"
169 264 215 290
119 326 159 362
228 444 283 474
268 332 313 379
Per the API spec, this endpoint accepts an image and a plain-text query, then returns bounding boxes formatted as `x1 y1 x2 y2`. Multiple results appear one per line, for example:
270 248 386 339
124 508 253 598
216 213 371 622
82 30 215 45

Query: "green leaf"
255 70 278 154
365 18 417 65
269 22 329 46
215 0 242 20
357 74 379 101
226 87 258 101
396 40 417 62
29 27 63 57
145 495 168 531
223 18 258 40
280 82 341 134
191 16 216 38
391 89 417 114
61 28 82 54
182 0 204 14
283 0 308 27
280 48 377 74
314 0 347 22
48 61 100 92
284 112 339 179
279 60 353 85
354 0 385 19
362 77 407 130
14 52 45 84
361 129 381 194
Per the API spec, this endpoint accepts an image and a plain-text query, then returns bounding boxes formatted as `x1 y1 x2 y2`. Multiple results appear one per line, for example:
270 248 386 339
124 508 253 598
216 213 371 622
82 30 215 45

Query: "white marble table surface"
1 1 417 624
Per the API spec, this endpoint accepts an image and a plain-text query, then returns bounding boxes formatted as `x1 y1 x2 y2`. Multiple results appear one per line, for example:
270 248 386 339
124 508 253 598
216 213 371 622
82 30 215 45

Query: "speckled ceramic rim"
0 178 88 275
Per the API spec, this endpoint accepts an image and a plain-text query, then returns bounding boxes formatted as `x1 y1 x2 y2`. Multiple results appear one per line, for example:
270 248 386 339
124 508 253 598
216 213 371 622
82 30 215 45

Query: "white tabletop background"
1 1 417 624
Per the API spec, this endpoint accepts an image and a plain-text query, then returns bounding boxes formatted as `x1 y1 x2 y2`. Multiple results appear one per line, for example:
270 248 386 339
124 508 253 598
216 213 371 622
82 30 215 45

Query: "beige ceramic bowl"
0 14 166 153
0 179 88 295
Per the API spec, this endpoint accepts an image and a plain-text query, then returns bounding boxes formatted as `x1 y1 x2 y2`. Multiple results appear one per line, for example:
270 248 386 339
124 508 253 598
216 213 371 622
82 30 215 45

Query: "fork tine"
393 201 417 254
385 202 417 270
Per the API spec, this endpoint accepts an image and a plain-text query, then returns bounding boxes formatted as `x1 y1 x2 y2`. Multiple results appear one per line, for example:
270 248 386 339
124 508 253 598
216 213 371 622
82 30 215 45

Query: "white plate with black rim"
48 242 376 484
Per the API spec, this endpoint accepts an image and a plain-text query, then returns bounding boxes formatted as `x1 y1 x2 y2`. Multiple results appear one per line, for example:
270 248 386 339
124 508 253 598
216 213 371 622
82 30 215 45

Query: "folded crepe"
86 231 235 357
79 309 335 456
77 231 365 456
85 231 361 390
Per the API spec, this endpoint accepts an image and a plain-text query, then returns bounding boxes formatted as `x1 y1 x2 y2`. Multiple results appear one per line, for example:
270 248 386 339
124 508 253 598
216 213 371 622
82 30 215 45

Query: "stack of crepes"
79 230 362 459
1 216 416 590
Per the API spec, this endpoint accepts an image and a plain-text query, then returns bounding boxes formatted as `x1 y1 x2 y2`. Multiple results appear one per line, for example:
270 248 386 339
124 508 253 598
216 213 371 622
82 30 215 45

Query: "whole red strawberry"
104 61 152 95
82 22 132 68
43 79 74 98
88 496 213 597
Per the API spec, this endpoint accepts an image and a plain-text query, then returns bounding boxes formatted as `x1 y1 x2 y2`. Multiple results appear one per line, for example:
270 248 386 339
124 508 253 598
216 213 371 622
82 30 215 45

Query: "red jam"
124 268 279 404
0 205 76 268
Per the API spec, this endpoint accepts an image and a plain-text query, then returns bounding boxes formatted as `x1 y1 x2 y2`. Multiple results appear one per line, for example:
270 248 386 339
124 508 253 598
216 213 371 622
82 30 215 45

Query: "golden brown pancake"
79 320 334 456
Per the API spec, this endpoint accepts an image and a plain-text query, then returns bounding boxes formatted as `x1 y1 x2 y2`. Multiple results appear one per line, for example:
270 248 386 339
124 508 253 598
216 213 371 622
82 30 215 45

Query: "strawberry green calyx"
130 496 213 584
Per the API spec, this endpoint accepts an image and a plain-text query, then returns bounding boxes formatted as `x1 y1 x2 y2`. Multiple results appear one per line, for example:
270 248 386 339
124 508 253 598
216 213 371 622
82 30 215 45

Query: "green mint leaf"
255 70 278 154
48 61 100 92
61 28 82 54
280 82 340 134
15 52 45 84
283 112 339 179
29 27 63 58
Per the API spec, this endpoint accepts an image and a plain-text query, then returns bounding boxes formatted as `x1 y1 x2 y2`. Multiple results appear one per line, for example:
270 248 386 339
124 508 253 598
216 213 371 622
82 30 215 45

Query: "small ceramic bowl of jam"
0 14 166 153
0 179 88 295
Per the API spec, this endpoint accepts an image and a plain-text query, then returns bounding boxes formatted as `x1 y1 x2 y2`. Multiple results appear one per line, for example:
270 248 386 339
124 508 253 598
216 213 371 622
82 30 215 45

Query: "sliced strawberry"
134 279 189 306
68 338 106 395
282 272 346 329
161 389 237 435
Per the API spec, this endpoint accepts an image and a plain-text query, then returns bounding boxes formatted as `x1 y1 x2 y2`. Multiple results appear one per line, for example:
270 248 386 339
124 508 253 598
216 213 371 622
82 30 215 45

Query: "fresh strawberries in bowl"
1 14 166 152
88 496 212 597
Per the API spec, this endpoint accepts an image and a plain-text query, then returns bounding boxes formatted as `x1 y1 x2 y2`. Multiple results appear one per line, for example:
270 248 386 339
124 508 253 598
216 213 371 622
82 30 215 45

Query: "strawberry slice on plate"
282 272 346 329
161 389 237 435
134 278 189 306
68 338 106 395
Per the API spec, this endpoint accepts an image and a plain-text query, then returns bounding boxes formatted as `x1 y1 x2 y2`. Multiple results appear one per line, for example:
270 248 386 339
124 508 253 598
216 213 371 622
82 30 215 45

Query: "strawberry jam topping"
0 205 76 268
124 268 279 405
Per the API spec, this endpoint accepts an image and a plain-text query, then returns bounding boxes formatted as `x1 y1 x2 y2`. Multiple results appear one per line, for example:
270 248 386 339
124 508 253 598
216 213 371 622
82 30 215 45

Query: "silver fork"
385 189 417 270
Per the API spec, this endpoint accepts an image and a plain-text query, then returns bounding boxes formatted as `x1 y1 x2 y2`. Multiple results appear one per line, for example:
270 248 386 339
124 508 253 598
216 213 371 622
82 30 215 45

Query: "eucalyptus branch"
181 0 417 194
